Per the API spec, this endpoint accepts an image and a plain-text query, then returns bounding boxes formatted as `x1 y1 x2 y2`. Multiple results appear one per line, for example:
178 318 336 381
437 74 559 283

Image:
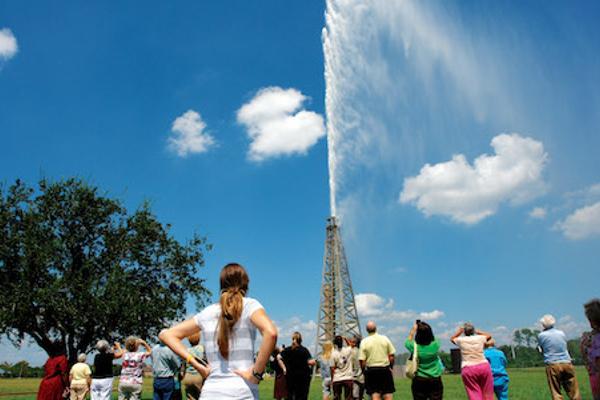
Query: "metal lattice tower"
314 216 361 356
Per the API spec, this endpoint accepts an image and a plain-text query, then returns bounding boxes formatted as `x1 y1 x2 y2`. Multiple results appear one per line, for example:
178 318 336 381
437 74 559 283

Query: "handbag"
405 341 418 379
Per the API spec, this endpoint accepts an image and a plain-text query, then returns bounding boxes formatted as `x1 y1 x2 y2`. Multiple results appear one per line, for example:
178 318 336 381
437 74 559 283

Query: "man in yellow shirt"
358 321 395 400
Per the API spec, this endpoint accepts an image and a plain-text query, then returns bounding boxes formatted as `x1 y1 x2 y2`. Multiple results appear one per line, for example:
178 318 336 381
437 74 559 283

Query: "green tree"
0 178 211 363
513 330 524 346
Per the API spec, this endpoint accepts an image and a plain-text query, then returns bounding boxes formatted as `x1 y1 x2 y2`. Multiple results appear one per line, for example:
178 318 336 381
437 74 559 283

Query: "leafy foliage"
0 178 211 363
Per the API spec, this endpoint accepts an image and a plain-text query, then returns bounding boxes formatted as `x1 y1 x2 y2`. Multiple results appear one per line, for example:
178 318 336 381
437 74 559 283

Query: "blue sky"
1 1 599 364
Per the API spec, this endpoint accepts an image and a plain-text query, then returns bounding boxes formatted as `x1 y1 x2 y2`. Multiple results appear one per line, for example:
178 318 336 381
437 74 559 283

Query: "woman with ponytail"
281 331 316 400
160 263 278 399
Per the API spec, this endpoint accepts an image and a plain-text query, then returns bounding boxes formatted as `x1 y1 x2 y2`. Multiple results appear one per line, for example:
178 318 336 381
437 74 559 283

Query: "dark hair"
50 340 66 357
585 298 600 328
415 321 435 345
217 263 249 359
333 335 343 349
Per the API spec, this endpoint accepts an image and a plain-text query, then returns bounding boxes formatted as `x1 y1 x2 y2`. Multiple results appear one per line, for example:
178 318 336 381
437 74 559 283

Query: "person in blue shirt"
537 314 581 400
152 333 182 400
484 339 509 400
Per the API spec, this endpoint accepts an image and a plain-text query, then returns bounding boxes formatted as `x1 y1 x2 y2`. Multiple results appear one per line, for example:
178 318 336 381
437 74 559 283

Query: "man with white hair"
538 314 581 400
358 321 395 400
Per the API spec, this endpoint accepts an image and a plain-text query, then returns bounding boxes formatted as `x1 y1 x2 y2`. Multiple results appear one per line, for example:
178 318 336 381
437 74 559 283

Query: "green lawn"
0 367 591 399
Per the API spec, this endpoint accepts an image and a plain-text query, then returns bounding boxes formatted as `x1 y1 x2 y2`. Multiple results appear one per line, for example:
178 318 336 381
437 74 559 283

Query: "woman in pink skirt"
451 323 494 400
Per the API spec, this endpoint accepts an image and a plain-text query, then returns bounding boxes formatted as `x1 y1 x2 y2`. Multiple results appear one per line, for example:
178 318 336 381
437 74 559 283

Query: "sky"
1 0 599 365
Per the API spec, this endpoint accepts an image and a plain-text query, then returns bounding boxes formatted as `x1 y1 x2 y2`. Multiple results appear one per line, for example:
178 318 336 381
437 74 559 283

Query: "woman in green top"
405 321 444 400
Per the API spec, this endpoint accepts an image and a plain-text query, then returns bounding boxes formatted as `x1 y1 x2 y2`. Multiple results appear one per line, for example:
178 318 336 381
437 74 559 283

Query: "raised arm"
138 339 152 356
159 319 210 378
113 342 124 359
407 323 417 341
450 327 464 345
234 308 277 384
475 329 492 341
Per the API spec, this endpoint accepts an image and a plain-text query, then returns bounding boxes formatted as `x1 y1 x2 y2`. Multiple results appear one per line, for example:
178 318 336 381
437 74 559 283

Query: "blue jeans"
153 377 175 400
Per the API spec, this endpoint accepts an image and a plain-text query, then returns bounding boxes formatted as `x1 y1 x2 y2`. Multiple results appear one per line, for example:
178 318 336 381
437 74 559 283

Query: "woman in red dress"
37 341 69 400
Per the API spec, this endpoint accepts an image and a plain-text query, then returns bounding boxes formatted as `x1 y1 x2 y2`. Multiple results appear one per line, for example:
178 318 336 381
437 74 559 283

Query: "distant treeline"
397 339 583 371
0 361 123 378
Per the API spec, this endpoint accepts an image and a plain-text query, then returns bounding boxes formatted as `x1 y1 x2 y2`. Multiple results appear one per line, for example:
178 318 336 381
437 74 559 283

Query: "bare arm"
308 358 316 367
234 308 278 383
113 342 124 359
476 330 492 341
388 354 395 369
450 327 464 345
159 319 210 378
137 339 152 356
276 354 287 375
408 323 417 341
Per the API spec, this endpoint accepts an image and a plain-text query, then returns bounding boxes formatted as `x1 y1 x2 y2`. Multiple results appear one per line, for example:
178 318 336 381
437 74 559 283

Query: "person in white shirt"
450 323 493 400
331 335 354 400
159 263 277 400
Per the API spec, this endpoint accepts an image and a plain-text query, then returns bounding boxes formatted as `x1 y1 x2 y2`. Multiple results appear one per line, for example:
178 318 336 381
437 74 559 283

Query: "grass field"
0 367 591 399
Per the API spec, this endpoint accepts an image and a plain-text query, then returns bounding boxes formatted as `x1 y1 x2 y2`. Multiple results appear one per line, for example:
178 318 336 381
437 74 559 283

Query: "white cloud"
274 316 317 348
167 110 215 157
399 133 548 224
565 183 600 205
355 293 388 316
355 293 444 322
0 28 18 60
529 207 547 219
556 315 590 338
237 87 325 162
555 201 600 240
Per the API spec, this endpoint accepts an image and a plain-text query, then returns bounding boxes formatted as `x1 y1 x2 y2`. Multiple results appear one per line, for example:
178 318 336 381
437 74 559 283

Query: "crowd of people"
35 263 600 400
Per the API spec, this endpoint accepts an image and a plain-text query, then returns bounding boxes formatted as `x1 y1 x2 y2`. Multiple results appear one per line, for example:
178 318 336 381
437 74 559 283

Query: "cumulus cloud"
237 87 325 162
529 207 547 219
274 316 317 346
167 110 215 157
555 201 600 240
0 28 18 60
355 293 444 322
399 133 548 224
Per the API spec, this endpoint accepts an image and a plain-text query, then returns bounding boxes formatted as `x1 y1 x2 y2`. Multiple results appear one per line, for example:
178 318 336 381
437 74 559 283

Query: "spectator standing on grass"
152 334 181 400
270 346 288 400
581 298 600 400
358 321 396 400
405 321 443 400
181 333 206 400
91 340 123 400
319 341 334 400
37 340 69 400
118 336 152 400
484 339 509 400
332 335 354 400
159 263 278 400
450 323 493 400
69 354 92 400
538 314 581 400
349 336 364 400
282 331 316 400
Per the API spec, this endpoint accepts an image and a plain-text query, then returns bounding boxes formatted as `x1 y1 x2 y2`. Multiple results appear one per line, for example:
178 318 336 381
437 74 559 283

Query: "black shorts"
364 366 395 395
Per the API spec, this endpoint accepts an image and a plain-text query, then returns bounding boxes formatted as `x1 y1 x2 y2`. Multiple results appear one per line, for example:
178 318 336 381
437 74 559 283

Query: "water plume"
322 0 515 219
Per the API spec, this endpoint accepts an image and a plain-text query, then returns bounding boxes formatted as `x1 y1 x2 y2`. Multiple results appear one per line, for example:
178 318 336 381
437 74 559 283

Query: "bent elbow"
265 326 278 342
159 329 169 343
